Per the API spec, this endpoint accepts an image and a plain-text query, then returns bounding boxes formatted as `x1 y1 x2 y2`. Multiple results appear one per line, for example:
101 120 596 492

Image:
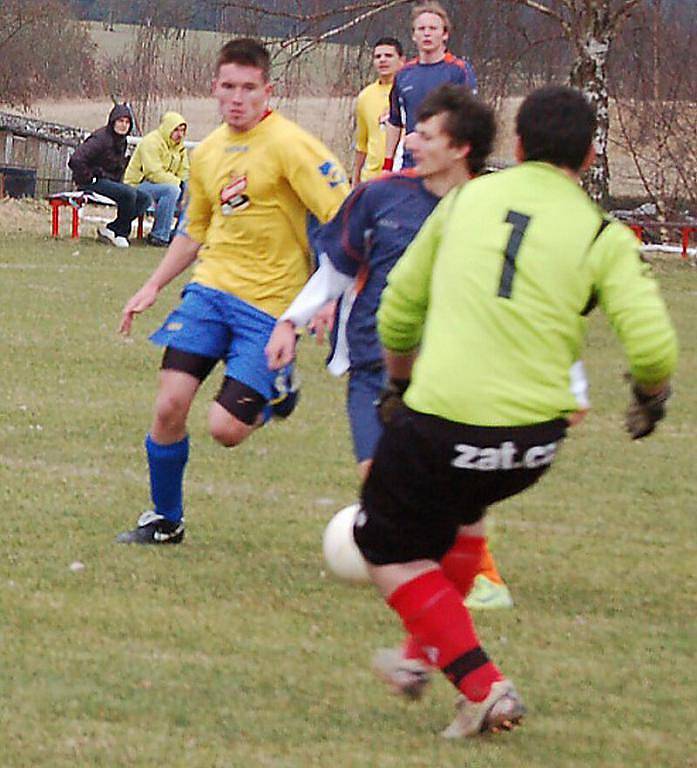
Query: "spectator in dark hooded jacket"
69 104 151 248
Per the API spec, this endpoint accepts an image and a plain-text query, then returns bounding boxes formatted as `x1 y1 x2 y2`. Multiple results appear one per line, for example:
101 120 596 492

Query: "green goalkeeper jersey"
377 161 678 426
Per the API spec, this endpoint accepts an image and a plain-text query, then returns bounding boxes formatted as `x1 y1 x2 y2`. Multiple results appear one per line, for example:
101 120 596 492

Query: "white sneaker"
372 647 432 701
441 679 525 738
97 226 129 248
97 225 117 245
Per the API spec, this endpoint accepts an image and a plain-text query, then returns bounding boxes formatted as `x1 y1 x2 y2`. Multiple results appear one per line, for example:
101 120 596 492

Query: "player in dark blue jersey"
266 85 513 616
383 2 477 170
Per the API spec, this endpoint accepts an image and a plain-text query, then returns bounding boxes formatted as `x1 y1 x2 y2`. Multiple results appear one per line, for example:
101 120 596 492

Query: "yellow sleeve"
122 150 140 186
140 134 180 186
181 146 211 245
281 128 350 223
592 223 678 385
355 94 368 154
177 148 190 182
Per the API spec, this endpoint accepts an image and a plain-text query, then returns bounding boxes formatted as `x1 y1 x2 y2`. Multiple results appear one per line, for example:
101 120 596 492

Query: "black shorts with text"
355 406 567 565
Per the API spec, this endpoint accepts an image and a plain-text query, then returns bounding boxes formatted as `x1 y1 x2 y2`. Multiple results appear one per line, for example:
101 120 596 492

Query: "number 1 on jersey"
498 210 531 299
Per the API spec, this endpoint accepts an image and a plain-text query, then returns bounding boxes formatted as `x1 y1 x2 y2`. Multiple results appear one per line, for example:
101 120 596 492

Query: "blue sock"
145 433 189 523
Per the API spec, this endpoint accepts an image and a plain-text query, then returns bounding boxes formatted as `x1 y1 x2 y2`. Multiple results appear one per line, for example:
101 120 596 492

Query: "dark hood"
107 104 132 134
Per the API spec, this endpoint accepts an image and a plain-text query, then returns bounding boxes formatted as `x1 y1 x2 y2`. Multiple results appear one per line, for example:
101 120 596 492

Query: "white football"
322 503 370 584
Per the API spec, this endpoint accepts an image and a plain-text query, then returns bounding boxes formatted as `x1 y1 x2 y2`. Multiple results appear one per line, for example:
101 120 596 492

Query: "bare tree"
499 1 643 205
611 0 697 219
215 0 650 204
116 0 198 129
71 0 696 213
0 0 96 107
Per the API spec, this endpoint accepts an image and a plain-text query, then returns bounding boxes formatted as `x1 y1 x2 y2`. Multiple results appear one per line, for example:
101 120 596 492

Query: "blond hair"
411 1 451 33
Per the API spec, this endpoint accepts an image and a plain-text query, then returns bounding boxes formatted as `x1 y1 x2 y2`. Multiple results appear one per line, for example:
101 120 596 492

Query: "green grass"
1 235 695 767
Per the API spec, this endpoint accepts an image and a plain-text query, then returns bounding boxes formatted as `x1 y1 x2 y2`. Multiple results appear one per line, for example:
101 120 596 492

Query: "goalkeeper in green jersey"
352 85 677 739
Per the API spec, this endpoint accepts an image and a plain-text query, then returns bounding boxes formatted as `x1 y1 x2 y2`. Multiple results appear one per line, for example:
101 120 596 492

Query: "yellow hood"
158 111 187 147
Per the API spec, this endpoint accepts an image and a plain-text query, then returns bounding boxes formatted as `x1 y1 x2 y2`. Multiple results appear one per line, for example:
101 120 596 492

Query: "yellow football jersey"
184 111 349 318
355 80 392 181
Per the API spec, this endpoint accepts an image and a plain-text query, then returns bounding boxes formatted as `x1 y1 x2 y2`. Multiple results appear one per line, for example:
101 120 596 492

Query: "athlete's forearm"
280 255 354 328
384 124 401 164
635 379 671 395
145 233 201 291
384 349 417 381
352 151 366 186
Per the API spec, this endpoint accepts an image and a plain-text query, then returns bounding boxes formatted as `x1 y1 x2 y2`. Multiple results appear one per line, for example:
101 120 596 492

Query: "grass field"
1 234 696 768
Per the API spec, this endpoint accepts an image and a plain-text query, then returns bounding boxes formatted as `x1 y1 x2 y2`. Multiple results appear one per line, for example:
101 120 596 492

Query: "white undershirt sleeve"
569 360 590 409
279 253 356 328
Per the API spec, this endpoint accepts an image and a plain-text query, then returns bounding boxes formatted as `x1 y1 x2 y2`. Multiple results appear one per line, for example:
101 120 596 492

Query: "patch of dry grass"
0 197 52 235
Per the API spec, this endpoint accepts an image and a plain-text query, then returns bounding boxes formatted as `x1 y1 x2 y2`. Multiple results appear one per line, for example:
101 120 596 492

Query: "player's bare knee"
208 410 251 447
153 390 190 432
211 427 245 448
358 459 373 482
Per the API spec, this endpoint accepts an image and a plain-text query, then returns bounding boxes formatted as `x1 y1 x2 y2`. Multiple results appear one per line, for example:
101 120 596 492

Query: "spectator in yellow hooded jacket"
125 111 189 246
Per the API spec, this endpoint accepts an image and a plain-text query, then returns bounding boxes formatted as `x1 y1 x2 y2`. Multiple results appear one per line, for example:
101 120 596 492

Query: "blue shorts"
150 282 290 401
347 365 386 463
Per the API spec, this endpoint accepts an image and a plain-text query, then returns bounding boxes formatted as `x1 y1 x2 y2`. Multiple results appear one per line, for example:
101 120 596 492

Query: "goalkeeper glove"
625 382 671 440
376 378 409 425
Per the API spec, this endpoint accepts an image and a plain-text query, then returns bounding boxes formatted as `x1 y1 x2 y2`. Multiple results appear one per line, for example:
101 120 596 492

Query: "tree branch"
216 0 406 24
278 0 412 64
0 5 45 51
506 0 573 39
609 0 644 31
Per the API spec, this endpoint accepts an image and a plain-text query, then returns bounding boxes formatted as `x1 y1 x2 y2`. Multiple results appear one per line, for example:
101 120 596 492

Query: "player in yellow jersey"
116 39 349 544
352 37 405 185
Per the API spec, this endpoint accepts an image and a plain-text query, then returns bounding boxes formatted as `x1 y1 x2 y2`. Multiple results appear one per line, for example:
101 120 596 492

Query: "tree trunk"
569 13 612 206
570 30 610 205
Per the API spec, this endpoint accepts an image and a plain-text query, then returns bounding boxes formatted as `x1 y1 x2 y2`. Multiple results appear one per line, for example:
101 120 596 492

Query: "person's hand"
119 282 159 335
567 408 589 427
376 378 410 425
266 320 298 370
308 300 337 345
625 382 671 439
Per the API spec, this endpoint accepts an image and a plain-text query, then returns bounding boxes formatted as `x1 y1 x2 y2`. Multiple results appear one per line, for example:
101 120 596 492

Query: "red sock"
440 535 485 596
402 634 431 663
401 536 485 664
388 569 503 702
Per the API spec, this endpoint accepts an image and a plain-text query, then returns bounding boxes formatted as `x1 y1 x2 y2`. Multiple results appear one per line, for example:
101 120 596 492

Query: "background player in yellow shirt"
352 37 404 186
116 38 349 545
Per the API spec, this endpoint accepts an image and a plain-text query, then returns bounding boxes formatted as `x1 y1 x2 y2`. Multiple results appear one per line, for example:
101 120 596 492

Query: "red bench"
625 219 696 260
47 191 145 239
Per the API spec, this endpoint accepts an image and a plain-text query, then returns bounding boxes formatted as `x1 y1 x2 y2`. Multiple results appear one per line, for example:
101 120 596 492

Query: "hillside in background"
67 0 408 40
